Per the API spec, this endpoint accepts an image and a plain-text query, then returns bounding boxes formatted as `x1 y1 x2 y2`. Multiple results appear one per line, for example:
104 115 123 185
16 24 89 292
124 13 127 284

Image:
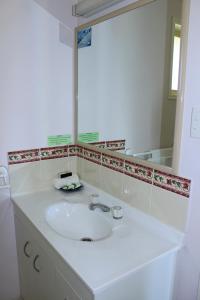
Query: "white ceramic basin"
45 202 112 241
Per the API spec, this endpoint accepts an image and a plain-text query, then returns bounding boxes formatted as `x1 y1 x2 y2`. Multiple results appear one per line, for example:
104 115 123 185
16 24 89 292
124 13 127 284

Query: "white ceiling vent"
72 0 125 17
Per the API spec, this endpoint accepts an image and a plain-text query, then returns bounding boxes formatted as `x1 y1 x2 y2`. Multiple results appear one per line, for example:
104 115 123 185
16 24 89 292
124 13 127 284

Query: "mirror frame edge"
74 0 191 175
73 26 78 145
172 0 191 174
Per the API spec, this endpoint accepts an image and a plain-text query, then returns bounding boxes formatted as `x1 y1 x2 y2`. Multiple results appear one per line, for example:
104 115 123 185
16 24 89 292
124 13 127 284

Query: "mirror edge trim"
172 0 191 174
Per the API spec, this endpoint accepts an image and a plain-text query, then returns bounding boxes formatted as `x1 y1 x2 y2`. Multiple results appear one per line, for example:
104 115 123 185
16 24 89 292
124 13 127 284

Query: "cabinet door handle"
33 255 40 273
23 241 31 258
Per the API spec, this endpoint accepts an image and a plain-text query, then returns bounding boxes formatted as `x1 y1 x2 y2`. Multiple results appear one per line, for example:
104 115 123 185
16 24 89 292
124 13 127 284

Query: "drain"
80 237 93 242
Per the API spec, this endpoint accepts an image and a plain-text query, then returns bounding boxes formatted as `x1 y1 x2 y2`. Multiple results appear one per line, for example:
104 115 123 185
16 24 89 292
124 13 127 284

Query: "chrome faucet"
89 202 111 212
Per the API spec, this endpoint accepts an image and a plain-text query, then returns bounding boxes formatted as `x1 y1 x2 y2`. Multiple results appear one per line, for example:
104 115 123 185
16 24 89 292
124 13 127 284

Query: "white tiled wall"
9 157 77 196
150 185 188 231
9 155 189 232
77 157 188 231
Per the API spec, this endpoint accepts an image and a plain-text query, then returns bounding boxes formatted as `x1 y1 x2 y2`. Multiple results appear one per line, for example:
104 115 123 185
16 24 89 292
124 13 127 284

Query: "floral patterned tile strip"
8 149 40 165
153 170 191 198
90 139 125 151
68 145 78 157
40 146 68 160
82 147 102 165
77 145 84 158
124 160 153 183
106 139 126 151
90 141 106 149
102 153 124 173
7 145 191 198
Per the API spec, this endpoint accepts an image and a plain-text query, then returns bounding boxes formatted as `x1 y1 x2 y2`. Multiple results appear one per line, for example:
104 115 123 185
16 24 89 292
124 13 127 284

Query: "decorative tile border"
90 139 125 151
40 146 68 160
102 153 124 173
77 145 84 158
8 149 40 164
68 145 78 157
124 160 153 184
7 144 191 198
106 139 126 151
79 145 191 197
153 170 191 198
90 141 106 149
8 145 75 164
82 147 102 165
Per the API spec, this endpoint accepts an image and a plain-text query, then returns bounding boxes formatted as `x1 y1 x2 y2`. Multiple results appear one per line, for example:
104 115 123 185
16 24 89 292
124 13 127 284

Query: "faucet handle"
111 206 123 219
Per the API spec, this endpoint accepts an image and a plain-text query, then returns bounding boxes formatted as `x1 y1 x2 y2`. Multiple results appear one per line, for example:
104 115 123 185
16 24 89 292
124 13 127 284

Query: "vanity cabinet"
15 216 55 300
14 214 86 300
55 269 81 300
13 189 181 300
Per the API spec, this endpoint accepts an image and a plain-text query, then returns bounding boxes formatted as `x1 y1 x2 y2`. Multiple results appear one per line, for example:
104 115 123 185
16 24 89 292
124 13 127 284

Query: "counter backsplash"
8 144 191 198
8 144 191 231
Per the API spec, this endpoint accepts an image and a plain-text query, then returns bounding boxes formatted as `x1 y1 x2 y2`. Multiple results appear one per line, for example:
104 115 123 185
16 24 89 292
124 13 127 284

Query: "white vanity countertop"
12 182 183 293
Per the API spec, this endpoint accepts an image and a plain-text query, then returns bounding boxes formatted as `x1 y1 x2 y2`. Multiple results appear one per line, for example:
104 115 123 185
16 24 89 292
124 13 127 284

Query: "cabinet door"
31 243 55 300
55 269 81 300
15 216 54 300
15 216 35 300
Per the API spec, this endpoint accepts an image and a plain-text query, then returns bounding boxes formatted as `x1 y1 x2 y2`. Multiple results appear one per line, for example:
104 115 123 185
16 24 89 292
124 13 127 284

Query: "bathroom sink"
45 202 112 241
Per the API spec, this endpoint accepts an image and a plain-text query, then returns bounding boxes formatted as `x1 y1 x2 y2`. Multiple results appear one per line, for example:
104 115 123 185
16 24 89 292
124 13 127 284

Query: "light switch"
191 107 200 138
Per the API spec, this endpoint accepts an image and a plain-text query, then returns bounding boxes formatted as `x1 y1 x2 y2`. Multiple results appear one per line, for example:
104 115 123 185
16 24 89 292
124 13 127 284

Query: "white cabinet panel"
32 243 55 300
55 269 81 300
15 216 54 300
15 217 35 300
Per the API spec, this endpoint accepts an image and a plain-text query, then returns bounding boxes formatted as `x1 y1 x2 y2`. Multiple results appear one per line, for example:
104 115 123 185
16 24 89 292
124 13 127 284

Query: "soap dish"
60 182 83 192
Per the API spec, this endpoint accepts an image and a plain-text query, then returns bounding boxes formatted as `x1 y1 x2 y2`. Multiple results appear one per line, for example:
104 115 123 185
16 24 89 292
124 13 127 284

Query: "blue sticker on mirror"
78 27 92 48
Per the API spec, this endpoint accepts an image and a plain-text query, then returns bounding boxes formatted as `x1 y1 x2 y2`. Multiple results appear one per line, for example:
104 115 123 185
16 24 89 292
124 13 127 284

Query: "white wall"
34 0 77 29
0 0 76 166
0 1 76 299
78 0 167 153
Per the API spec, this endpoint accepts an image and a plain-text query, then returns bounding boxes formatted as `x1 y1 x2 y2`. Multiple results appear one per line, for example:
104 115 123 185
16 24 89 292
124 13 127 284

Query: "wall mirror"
76 0 183 168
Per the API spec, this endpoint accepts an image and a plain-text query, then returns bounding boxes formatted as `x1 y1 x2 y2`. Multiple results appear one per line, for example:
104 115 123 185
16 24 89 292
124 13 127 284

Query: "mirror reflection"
77 0 183 167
